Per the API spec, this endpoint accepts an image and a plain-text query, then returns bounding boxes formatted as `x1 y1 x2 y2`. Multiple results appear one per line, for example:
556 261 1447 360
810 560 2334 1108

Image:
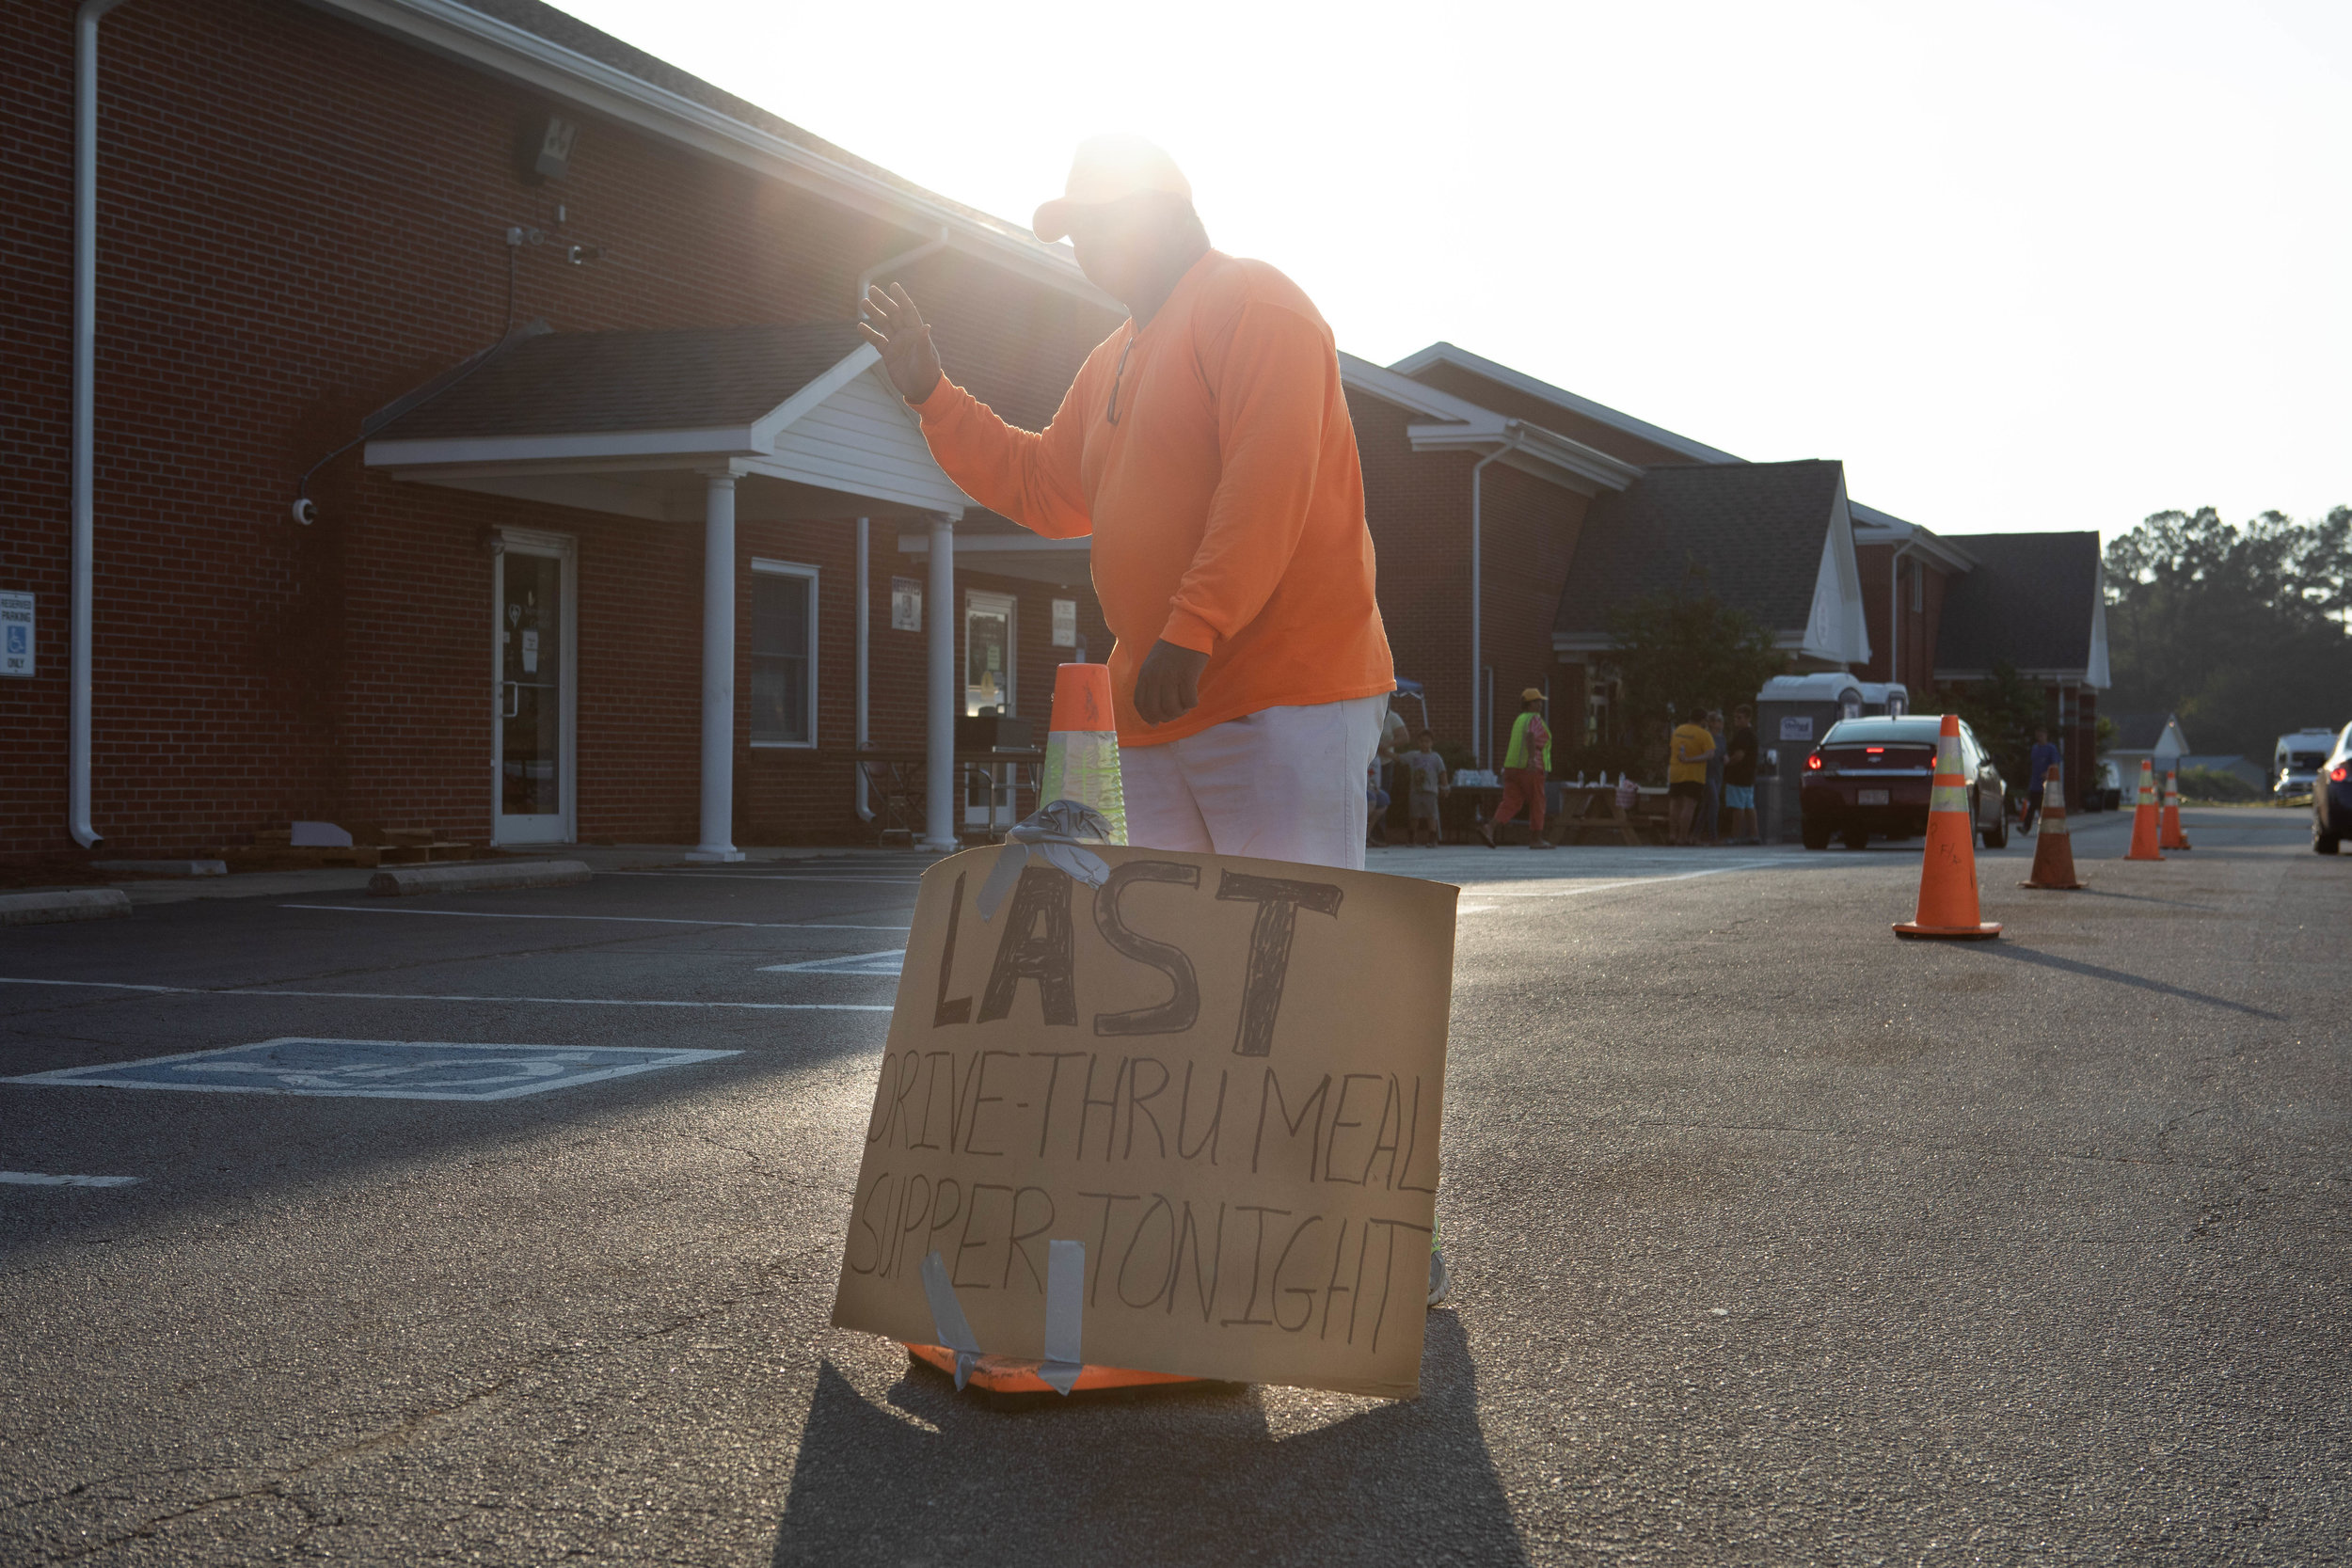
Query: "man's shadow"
772 1312 1526 1566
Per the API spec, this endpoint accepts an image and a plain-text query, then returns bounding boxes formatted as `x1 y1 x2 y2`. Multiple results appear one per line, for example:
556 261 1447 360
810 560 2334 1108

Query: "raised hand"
858 283 945 404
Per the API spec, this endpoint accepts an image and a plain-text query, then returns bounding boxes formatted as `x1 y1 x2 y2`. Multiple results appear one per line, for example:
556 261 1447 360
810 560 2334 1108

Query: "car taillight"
1805 752 1823 771
2333 765 2348 784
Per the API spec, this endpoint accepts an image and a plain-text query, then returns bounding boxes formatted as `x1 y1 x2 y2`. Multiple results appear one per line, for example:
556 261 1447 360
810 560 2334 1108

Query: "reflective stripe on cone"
2124 758 2164 861
2022 765 2086 890
2159 768 2193 850
1895 714 2002 939
1041 663 1127 845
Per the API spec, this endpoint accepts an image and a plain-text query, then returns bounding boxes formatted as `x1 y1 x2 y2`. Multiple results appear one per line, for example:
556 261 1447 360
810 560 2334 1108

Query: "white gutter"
305 0 1113 309
1470 448 1505 768
854 516 871 822
1887 541 1907 688
71 0 135 850
849 232 945 825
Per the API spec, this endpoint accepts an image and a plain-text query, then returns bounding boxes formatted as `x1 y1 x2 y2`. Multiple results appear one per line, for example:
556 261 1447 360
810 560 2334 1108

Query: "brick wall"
1853 546 1953 694
0 0 1120 859
1347 388 1590 764
1403 361 1693 469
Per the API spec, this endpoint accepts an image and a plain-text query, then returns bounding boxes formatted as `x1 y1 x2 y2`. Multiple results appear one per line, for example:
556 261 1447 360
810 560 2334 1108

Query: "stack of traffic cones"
2020 766 2086 890
2159 768 2193 851
1894 714 2002 940
2124 758 2165 861
910 663 1196 1400
1039 662 1127 843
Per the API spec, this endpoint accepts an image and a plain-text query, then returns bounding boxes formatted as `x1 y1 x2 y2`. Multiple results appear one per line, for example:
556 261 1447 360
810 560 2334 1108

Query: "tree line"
2105 506 2352 762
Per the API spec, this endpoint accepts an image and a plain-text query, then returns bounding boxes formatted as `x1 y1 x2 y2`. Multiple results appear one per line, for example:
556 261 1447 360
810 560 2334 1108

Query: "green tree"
2104 505 2352 759
1949 660 2045 795
1601 571 1789 774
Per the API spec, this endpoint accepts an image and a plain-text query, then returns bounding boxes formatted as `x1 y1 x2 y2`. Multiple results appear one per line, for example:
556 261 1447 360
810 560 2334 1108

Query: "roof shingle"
1554 460 1845 639
372 321 869 439
1932 532 2102 674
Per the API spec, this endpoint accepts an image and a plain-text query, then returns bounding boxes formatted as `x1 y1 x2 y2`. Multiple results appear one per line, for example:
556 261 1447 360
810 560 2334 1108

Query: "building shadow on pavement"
771 1311 1527 1567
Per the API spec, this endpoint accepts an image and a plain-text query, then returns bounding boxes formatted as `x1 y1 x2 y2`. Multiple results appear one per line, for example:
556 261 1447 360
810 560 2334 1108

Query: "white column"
689 472 745 862
854 516 871 821
923 514 958 851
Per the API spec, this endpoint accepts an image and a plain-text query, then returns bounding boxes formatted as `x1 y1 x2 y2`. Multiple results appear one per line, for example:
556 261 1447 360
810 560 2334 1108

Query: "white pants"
1120 695 1388 871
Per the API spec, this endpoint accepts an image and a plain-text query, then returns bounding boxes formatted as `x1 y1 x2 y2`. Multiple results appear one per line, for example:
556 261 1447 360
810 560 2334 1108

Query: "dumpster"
1755 674 1908 842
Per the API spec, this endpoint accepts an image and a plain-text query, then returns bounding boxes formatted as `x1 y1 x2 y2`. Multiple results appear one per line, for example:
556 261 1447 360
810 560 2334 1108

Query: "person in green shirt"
1478 688 1554 848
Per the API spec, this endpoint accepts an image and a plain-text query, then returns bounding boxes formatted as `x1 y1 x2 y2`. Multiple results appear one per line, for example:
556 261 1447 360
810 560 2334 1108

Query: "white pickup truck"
2274 728 2340 798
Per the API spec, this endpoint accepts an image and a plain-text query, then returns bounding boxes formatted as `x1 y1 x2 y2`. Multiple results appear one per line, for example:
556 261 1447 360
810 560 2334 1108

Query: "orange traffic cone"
2159 768 2193 850
1894 713 2002 940
2020 766 2086 890
2124 758 2164 861
915 666 1192 1401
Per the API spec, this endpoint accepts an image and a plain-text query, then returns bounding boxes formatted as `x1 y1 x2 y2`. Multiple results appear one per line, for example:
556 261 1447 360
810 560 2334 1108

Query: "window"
1908 561 1924 613
964 591 1015 716
751 561 818 747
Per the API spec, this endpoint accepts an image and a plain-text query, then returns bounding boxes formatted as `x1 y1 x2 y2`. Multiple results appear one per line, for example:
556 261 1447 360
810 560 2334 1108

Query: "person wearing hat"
858 135 1395 875
1478 689 1554 849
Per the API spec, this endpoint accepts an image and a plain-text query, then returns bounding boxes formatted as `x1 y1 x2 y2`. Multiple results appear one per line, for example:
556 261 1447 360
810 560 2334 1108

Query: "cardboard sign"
830 845 1457 1399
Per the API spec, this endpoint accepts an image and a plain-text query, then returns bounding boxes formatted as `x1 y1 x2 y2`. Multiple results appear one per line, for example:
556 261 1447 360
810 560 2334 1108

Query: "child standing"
1405 731 1450 846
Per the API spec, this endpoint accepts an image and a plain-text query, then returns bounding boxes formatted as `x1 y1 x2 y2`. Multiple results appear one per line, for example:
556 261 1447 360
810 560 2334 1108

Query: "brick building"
8 0 1128 863
5 0 2105 866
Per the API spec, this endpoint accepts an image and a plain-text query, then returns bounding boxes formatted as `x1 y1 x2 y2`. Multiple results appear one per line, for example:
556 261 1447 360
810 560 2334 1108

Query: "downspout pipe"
1469 445 1506 768
851 230 945 826
71 0 134 849
1886 540 1913 689
854 516 871 820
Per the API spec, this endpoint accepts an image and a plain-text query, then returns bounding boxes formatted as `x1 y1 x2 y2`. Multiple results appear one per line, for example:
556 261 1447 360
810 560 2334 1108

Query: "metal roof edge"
305 0 1113 309
1388 341 1745 465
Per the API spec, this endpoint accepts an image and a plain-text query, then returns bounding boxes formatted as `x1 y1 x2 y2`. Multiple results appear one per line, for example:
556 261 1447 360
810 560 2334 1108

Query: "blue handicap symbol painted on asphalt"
3 1038 739 1101
760 950 905 976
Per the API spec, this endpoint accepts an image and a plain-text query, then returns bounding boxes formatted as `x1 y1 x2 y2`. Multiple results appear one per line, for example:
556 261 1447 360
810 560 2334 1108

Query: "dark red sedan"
1800 716 2009 850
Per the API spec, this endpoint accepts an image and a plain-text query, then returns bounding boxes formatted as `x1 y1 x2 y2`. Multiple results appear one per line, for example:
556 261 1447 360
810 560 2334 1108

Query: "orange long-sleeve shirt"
911 250 1393 745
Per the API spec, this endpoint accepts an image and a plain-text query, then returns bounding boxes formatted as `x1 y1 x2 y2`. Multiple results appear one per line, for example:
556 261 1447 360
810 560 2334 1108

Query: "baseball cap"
1520 688 1546 702
1033 135 1193 244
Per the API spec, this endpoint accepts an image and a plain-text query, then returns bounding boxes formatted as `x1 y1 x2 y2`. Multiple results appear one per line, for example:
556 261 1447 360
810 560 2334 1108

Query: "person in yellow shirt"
1667 713 1716 845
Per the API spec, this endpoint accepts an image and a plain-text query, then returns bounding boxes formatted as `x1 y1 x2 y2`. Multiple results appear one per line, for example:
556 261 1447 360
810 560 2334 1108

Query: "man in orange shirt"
859 135 1397 875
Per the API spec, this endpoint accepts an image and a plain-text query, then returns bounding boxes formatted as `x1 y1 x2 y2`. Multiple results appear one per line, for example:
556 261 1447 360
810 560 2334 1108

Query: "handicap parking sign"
4 1037 738 1101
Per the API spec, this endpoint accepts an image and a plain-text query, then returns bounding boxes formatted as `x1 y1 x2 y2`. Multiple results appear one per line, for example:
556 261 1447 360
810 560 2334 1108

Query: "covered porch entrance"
366 321 977 853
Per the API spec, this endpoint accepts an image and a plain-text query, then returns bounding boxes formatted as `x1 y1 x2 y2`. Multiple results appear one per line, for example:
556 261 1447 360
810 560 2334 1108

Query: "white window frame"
490 527 578 847
749 558 819 750
963 589 1017 718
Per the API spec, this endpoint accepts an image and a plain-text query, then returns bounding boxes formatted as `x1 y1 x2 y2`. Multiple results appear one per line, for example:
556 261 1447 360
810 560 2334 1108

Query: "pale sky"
560 0 2349 542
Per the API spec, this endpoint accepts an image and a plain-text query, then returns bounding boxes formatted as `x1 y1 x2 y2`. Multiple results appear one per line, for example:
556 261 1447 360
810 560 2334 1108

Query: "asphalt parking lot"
3 806 2345 1565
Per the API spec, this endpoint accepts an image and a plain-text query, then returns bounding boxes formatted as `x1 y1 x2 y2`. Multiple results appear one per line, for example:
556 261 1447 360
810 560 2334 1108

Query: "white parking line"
282 904 910 931
760 951 906 975
0 977 892 1012
1455 864 1773 898
609 871 925 885
0 1171 141 1187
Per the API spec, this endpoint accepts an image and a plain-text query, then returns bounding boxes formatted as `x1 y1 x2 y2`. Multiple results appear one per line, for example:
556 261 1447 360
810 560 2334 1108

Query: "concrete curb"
0 888 134 925
94 860 229 878
367 859 592 897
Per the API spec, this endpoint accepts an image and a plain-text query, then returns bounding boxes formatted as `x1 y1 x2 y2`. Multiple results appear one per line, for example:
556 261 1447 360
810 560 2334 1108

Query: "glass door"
963 592 1016 828
494 538 573 844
